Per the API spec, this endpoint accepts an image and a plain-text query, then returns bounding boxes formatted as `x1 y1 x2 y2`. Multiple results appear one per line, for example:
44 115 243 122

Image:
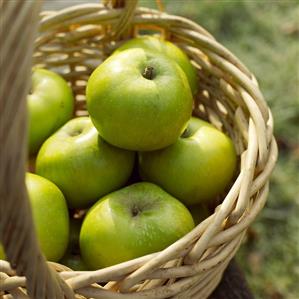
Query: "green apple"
60 218 88 270
188 204 209 225
60 253 88 271
28 68 74 155
86 48 193 151
36 117 135 208
139 117 237 205
60 217 82 256
0 244 6 260
114 35 198 95
26 173 69 262
67 218 82 254
80 182 194 269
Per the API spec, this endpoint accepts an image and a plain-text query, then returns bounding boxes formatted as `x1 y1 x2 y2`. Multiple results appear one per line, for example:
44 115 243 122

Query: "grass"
140 1 299 298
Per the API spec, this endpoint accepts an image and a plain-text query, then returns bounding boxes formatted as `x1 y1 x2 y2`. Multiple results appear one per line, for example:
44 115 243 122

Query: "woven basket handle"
0 1 73 298
104 0 138 38
104 0 165 39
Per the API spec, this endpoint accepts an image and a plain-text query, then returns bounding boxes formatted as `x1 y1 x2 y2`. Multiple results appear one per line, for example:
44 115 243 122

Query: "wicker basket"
0 1 278 298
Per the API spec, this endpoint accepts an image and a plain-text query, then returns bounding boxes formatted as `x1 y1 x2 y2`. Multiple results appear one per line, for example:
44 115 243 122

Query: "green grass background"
139 1 299 298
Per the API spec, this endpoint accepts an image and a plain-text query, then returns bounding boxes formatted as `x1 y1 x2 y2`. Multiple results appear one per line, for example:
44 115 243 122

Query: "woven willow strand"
0 1 277 298
0 1 73 298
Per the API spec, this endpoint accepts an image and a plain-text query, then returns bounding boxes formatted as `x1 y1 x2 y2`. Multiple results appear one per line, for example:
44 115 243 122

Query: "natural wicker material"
0 1 278 298
0 1 73 298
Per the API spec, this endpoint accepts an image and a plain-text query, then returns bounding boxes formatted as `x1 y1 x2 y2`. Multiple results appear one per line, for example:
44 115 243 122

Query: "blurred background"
43 1 299 298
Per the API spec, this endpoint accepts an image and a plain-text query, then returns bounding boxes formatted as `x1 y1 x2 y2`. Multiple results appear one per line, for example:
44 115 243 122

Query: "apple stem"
132 206 140 217
181 128 191 138
142 66 155 80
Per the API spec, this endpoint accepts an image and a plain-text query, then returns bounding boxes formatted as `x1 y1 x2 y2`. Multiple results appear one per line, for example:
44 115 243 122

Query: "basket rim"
1 2 278 298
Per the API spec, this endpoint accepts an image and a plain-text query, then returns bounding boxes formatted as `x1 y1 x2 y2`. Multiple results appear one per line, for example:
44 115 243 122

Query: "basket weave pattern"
0 1 278 298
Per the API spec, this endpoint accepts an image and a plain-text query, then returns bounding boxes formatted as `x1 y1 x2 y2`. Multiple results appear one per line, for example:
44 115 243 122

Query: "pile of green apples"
1 36 237 271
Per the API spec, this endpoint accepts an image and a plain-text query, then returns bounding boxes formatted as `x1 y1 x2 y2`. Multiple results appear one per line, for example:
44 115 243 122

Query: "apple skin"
28 68 74 155
0 244 6 260
26 173 69 262
60 254 88 271
139 117 237 205
114 35 198 95
67 218 82 254
36 117 135 208
188 204 209 225
61 217 82 256
80 182 195 269
86 48 193 151
60 218 88 271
